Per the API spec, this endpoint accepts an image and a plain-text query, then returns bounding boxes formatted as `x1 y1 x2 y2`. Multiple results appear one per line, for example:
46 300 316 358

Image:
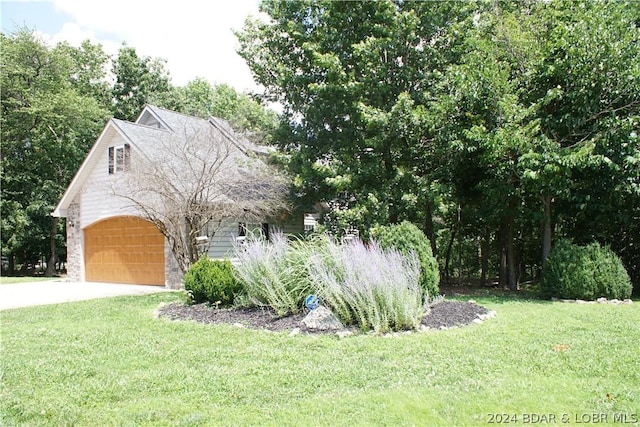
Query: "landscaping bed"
156 299 494 334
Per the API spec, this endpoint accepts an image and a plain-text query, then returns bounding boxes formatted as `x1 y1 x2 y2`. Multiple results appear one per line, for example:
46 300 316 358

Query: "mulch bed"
156 300 493 335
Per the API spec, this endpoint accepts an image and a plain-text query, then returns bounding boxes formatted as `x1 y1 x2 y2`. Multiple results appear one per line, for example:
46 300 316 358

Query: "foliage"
540 240 632 300
0 29 110 274
183 257 242 305
164 79 279 144
237 0 470 232
307 239 424 333
110 45 172 121
371 221 439 298
234 231 425 331
233 232 313 316
237 0 640 292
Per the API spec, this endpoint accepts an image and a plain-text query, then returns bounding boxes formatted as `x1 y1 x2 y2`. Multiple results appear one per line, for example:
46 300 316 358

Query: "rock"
301 306 344 331
623 299 633 305
597 297 608 304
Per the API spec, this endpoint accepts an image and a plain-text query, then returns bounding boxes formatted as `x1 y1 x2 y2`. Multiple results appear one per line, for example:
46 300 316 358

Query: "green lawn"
1 292 639 426
0 276 61 285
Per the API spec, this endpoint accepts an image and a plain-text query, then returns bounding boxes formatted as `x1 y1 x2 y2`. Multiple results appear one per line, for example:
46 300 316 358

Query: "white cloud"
50 0 263 92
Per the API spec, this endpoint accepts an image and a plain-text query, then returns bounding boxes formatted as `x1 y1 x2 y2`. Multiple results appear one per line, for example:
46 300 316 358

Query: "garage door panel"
84 217 165 285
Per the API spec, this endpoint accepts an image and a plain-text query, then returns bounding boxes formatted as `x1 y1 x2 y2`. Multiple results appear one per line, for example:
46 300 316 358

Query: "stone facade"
65 198 82 282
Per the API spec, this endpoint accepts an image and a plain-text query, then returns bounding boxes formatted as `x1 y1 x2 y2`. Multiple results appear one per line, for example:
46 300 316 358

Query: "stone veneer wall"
65 198 82 282
164 240 183 289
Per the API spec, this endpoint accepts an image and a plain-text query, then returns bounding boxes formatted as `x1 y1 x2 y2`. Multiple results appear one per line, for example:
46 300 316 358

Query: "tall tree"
238 0 640 290
237 0 473 236
1 29 110 274
527 0 640 284
111 45 171 121
164 78 279 143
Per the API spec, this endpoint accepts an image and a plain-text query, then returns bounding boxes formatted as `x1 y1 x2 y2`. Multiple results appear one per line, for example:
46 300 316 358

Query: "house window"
108 144 130 174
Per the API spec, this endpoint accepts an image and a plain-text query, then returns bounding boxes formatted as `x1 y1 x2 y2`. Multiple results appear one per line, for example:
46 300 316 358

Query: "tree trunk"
499 226 508 289
541 194 552 266
423 199 437 256
479 230 490 287
444 225 457 286
45 217 59 277
506 204 518 291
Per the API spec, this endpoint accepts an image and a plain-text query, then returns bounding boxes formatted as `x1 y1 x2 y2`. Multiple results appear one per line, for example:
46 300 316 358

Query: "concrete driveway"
0 280 173 311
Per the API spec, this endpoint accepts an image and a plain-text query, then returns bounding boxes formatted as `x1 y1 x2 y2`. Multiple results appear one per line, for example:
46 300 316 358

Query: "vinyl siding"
80 134 139 228
205 213 306 260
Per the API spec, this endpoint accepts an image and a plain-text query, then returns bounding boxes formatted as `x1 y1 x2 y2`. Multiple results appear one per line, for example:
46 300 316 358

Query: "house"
52 105 305 288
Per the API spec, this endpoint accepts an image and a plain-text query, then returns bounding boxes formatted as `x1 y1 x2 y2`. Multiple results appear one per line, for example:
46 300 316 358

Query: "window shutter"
108 147 114 174
124 143 131 171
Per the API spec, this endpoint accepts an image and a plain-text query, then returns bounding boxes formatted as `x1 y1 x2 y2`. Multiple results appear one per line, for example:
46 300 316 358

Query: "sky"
1 0 265 93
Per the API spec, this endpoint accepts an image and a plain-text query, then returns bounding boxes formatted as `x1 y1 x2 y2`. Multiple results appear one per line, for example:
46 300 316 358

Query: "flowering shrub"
233 232 312 316
307 239 425 333
234 232 426 331
371 221 439 299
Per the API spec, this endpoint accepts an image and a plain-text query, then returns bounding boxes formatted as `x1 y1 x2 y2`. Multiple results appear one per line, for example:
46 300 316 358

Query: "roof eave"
51 119 126 218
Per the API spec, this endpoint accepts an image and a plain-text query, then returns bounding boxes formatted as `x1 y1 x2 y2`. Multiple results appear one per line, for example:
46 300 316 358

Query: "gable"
135 106 171 130
52 105 272 222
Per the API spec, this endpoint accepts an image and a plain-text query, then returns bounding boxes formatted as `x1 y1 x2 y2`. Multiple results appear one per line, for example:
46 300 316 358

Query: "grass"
1 292 639 426
0 276 61 285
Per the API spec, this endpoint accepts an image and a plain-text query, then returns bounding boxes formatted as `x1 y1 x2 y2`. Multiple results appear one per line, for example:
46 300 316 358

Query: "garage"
84 216 165 285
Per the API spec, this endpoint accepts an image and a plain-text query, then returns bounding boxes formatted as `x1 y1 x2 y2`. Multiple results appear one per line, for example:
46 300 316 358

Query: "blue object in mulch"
305 294 321 310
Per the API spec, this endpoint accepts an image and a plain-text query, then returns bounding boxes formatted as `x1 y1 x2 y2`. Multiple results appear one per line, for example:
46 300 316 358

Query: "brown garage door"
84 216 165 285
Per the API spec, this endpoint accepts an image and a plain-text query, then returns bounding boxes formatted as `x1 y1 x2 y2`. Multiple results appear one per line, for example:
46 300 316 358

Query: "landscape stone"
301 306 344 331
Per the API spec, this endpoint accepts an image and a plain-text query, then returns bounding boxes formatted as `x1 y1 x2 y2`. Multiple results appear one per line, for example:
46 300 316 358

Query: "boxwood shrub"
540 239 632 300
184 257 243 305
371 221 440 298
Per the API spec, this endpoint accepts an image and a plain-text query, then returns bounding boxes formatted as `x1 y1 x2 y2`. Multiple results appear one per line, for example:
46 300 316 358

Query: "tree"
110 119 289 273
164 78 279 144
237 0 474 236
111 45 172 121
1 29 110 275
237 0 639 292
526 0 640 287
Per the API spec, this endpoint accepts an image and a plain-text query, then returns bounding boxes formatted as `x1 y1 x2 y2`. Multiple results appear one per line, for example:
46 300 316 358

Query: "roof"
52 105 272 217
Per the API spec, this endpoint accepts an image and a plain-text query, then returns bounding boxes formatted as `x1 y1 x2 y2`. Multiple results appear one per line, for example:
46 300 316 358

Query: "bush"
184 257 243 305
308 239 425 333
233 232 314 316
541 240 632 300
371 221 440 298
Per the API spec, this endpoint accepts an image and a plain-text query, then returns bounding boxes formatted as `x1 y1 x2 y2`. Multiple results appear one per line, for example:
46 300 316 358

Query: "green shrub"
541 240 632 300
371 221 440 298
184 257 243 305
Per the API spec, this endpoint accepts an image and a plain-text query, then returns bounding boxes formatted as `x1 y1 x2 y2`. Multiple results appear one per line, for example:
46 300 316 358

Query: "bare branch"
111 117 289 273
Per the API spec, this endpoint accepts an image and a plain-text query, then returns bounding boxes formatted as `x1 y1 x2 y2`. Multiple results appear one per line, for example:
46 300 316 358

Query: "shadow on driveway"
0 280 173 311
